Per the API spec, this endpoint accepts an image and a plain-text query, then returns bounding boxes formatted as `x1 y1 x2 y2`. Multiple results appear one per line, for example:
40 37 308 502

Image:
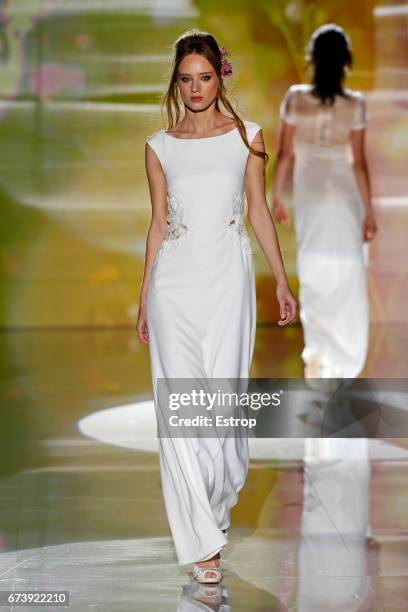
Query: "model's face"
176 53 220 111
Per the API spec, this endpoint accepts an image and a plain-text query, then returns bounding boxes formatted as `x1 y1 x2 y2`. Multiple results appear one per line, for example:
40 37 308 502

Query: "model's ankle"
196 552 220 566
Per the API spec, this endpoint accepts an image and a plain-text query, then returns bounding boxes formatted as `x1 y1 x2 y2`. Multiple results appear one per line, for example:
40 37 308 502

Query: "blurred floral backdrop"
0 0 406 328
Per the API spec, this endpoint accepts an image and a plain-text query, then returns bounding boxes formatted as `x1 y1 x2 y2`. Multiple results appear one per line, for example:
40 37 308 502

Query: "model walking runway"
137 29 296 578
145 121 260 565
273 24 377 379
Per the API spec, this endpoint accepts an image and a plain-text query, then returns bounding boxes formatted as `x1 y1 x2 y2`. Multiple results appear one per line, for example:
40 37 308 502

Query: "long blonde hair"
161 29 268 163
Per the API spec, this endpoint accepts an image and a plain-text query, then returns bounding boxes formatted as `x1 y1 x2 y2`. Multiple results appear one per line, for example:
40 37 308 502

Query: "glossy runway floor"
1 202 408 610
1 316 408 610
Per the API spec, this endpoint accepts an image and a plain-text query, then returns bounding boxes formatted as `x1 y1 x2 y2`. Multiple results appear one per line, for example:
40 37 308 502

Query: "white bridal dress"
280 84 370 378
145 120 260 565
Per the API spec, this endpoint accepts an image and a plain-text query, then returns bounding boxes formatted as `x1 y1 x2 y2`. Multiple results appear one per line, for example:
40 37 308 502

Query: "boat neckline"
163 125 239 141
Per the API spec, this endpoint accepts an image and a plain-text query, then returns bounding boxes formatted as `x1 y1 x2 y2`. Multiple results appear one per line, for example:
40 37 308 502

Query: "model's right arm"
136 143 168 344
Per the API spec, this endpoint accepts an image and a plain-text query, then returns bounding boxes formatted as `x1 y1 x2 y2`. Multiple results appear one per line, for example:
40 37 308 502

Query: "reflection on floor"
1 325 408 610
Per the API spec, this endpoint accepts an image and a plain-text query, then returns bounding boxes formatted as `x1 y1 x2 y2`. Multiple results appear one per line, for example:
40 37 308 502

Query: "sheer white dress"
279 84 370 378
145 120 261 565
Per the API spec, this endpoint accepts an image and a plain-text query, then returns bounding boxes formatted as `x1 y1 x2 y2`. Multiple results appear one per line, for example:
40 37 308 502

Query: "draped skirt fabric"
147 231 256 565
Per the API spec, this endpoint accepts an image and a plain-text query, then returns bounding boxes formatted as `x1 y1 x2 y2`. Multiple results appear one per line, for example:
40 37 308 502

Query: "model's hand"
137 302 149 344
276 282 297 326
363 211 377 242
272 198 290 226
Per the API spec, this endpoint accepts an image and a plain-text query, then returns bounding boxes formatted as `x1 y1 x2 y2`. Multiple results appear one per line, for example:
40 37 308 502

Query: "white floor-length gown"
145 120 260 565
280 84 370 378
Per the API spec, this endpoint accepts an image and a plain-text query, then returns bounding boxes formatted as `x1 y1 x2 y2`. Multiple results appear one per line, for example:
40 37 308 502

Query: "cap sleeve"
352 93 368 130
145 130 165 170
245 120 262 145
279 86 297 125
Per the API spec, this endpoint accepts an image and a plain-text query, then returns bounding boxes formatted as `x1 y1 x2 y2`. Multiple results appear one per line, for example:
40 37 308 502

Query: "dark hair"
162 28 268 162
306 23 353 105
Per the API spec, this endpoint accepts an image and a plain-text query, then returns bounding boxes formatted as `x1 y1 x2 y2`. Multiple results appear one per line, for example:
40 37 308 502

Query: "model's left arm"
246 130 297 326
350 125 377 242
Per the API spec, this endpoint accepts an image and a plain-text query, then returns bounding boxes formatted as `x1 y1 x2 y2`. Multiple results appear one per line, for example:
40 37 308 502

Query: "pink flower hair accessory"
219 45 233 78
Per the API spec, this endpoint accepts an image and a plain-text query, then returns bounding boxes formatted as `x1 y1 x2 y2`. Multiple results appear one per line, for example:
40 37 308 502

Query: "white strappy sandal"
192 562 223 584
192 528 229 584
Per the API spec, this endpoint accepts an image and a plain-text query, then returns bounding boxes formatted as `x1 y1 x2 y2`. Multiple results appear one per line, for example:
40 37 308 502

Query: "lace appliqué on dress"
225 192 252 255
154 194 188 264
